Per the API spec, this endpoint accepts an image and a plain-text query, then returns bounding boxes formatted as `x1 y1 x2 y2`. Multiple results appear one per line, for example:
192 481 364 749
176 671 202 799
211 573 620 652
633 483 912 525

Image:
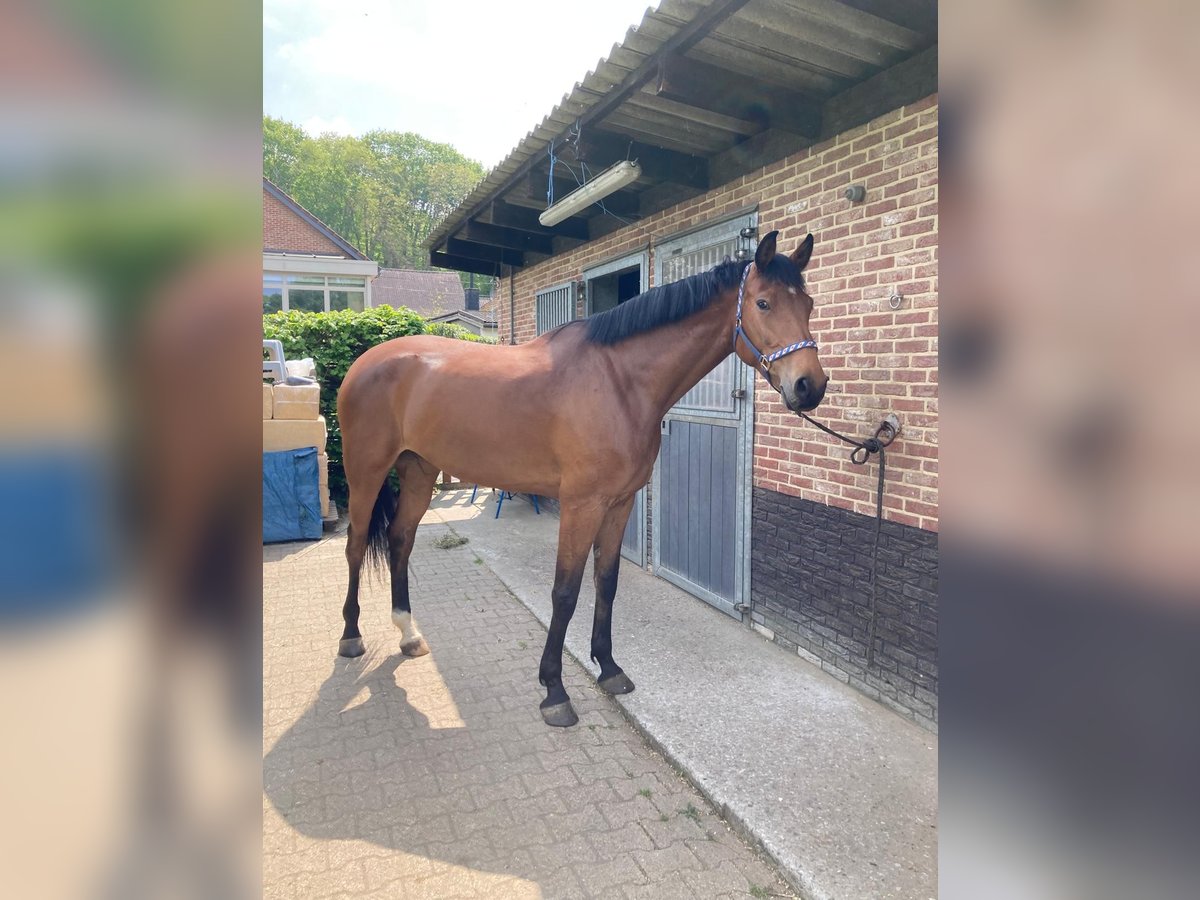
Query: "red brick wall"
263 189 347 256
498 95 938 532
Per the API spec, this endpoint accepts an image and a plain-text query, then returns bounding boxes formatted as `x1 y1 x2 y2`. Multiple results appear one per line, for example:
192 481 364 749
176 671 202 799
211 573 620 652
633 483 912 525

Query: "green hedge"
425 321 494 342
263 306 493 508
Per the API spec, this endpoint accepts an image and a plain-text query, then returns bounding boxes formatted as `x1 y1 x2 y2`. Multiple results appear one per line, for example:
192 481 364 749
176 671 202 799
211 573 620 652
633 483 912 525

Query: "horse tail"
364 477 396 575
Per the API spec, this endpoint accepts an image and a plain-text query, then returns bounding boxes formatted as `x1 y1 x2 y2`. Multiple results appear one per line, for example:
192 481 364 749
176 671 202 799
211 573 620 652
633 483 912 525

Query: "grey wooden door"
651 214 756 619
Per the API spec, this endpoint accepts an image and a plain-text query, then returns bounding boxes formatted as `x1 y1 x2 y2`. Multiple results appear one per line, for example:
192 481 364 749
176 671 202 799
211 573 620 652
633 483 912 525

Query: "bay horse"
335 230 827 726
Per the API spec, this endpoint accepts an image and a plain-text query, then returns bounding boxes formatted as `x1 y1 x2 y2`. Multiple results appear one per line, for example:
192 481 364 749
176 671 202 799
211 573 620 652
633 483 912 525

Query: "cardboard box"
271 383 320 420
262 383 274 419
263 416 326 453
272 400 320 420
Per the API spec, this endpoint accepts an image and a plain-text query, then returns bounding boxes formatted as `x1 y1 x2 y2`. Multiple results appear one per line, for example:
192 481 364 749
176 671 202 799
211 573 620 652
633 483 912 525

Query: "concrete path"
430 489 938 900
264 517 795 899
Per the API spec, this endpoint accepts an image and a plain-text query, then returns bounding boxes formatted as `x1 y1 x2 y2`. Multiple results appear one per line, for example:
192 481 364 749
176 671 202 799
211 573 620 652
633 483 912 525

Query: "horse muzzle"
783 375 827 412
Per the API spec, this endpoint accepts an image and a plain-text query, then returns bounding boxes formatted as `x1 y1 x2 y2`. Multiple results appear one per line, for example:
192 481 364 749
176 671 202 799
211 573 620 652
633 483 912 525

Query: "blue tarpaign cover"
262 447 322 543
0 446 113 618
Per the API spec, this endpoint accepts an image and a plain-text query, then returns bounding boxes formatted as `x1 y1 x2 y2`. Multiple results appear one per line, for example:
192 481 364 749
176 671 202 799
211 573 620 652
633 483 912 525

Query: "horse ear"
790 233 814 271
755 230 779 269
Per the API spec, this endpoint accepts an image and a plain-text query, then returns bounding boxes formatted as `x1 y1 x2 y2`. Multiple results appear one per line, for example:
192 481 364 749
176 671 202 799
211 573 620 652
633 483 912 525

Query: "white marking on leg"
392 610 422 642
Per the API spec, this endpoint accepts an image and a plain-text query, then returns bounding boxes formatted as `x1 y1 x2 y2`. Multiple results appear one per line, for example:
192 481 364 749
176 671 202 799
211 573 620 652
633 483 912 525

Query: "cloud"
300 115 354 137
264 0 659 168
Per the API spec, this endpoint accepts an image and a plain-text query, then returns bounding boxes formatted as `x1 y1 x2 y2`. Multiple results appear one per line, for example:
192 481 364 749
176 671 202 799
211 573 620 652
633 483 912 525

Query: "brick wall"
751 487 938 729
263 189 348 256
755 98 938 533
496 96 938 725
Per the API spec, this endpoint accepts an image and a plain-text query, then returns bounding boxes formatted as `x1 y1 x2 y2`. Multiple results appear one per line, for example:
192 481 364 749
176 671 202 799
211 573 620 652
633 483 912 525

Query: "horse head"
732 230 828 412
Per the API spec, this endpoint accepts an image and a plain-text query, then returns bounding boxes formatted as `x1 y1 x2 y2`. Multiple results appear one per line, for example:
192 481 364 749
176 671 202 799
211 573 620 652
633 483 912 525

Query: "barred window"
535 281 576 335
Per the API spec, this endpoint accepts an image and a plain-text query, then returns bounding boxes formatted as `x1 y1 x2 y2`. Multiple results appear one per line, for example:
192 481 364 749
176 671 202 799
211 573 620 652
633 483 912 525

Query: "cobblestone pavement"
264 517 796 899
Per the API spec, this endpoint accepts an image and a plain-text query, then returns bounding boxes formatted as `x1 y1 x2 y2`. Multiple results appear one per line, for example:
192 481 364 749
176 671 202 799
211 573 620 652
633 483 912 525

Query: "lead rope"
798 412 898 667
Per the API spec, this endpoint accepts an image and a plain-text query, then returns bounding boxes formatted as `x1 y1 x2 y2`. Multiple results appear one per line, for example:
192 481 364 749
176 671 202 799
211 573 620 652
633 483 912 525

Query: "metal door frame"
650 210 758 618
583 250 650 567
583 247 649 316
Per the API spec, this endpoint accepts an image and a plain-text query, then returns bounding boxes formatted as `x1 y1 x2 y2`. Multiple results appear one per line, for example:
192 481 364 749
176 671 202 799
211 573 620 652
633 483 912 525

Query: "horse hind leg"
389 453 439 657
338 439 399 658
338 470 395 657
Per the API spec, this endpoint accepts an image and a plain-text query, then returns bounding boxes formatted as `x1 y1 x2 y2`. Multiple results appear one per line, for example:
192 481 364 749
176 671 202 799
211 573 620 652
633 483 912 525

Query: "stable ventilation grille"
662 237 740 413
535 282 576 335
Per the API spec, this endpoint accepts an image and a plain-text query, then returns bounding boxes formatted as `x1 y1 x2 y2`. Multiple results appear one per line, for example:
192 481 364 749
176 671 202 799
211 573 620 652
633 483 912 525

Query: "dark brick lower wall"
751 487 938 730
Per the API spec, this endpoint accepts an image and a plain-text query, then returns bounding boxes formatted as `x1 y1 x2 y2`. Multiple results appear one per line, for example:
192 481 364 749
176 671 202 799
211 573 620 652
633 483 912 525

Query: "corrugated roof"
425 0 935 275
372 268 466 317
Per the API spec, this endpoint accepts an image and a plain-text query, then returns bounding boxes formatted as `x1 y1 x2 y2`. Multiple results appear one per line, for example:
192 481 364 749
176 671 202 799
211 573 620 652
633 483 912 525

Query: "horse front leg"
591 494 637 695
538 501 606 727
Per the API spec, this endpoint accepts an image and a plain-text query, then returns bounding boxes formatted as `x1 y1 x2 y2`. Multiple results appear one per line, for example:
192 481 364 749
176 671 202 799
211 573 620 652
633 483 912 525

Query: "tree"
263 116 307 188
262 117 490 294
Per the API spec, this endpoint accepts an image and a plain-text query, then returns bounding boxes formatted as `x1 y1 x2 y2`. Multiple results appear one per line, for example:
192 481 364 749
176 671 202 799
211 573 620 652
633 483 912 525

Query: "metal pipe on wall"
507 265 515 344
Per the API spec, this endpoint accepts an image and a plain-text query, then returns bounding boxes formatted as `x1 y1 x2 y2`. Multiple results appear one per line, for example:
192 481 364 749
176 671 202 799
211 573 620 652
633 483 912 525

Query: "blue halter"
732 262 818 383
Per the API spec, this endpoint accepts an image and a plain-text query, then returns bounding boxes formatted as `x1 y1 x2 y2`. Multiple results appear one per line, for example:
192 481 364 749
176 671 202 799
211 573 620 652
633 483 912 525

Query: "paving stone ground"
264 516 796 899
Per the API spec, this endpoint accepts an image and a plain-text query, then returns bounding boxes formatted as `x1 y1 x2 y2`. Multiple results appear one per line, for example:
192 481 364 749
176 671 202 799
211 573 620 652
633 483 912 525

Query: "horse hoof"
598 671 636 695
401 636 430 657
539 700 578 728
338 637 365 658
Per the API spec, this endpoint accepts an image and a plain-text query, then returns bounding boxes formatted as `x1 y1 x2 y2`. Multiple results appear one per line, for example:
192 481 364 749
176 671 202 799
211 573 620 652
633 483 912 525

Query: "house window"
329 276 367 312
535 281 576 335
287 274 325 313
263 274 283 314
263 273 368 313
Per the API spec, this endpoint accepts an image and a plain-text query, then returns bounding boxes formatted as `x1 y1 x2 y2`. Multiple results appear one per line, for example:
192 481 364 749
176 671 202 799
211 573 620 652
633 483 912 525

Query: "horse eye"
756 298 769 310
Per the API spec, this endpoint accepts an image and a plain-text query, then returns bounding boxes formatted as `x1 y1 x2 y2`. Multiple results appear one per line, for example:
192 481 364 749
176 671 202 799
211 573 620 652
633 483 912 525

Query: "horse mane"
583 255 804 346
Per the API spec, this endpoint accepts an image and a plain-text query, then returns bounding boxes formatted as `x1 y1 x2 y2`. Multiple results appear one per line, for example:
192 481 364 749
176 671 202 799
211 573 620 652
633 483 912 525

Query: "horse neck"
619 286 738 416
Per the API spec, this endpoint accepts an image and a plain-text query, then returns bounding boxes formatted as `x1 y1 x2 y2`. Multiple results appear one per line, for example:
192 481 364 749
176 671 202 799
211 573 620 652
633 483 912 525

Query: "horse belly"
404 407 564 497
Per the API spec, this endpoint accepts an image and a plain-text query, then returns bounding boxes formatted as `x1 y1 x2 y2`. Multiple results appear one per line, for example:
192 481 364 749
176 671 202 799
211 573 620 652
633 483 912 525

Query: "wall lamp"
538 160 642 227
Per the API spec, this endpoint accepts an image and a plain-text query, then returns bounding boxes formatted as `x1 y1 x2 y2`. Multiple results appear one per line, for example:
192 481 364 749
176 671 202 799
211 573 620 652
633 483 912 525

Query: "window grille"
535 281 576 335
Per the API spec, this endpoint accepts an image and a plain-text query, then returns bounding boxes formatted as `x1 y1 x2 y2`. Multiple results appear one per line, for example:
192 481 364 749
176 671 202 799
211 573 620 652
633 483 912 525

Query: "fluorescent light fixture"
538 160 641 227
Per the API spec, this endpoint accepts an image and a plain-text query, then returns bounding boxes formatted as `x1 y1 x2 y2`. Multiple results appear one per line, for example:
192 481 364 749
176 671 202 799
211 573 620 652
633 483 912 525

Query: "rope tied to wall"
799 412 898 668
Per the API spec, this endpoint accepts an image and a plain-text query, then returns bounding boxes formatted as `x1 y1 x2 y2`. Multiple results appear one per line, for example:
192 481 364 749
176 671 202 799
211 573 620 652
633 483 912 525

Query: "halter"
732 262 818 383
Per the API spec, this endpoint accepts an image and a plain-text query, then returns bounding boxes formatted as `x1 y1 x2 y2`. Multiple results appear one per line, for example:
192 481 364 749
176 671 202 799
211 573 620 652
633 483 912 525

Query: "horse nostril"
795 377 811 399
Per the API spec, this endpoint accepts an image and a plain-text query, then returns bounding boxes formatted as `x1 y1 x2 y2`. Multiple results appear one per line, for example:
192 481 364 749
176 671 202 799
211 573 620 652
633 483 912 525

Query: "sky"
263 0 661 170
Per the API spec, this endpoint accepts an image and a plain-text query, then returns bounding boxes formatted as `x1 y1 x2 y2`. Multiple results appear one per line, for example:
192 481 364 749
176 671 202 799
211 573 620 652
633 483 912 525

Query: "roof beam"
429 0 751 244
706 44 937 188
655 54 821 138
835 0 938 37
460 220 554 255
627 90 760 136
568 0 753 128
577 130 709 190
486 200 590 240
819 44 937 139
429 250 507 277
445 238 525 268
